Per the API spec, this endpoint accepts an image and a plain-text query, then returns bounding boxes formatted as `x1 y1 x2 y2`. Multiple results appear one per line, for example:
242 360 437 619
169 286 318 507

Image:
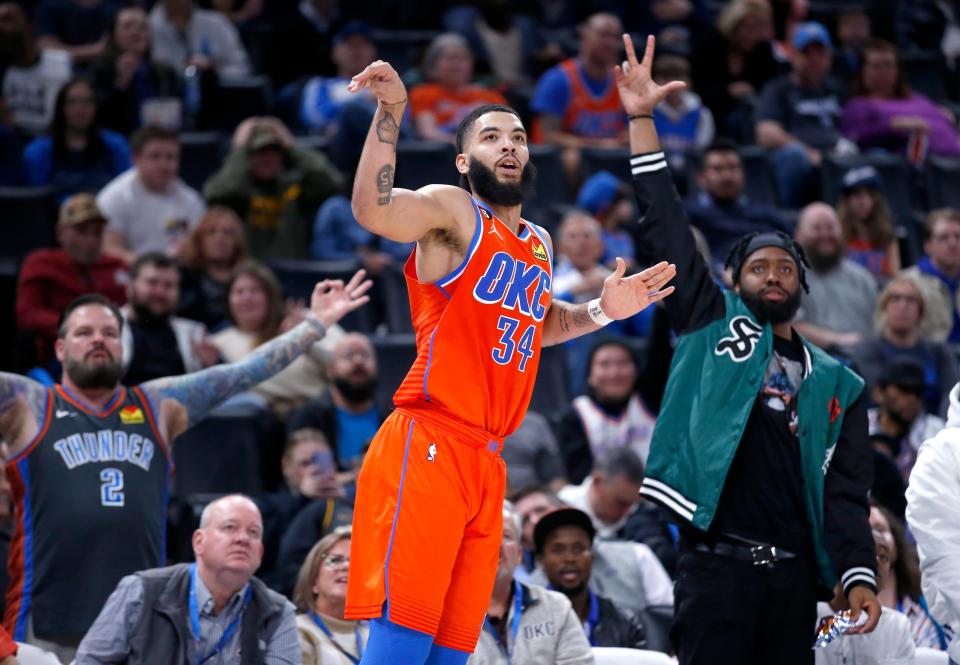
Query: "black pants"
672 548 819 665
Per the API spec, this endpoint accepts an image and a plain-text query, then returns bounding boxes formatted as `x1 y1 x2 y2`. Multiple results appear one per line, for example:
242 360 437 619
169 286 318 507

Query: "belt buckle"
750 545 777 567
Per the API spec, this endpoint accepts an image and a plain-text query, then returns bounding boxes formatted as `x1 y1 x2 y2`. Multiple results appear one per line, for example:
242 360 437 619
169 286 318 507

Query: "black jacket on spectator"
256 491 310 584
269 497 353 596
89 58 181 135
618 503 679 578
593 594 647 650
177 268 230 332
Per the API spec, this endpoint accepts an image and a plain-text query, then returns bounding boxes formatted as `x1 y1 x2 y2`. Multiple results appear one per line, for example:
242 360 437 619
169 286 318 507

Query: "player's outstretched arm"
0 372 47 451
348 60 465 244
141 272 372 441
542 258 676 347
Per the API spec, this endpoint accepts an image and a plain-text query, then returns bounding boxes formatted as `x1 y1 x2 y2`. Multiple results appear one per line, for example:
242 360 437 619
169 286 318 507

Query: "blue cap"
576 171 623 216
842 165 882 193
792 22 833 51
332 20 374 46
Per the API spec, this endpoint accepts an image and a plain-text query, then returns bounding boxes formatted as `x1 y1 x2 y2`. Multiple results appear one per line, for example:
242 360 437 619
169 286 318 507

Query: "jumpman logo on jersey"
487 223 502 239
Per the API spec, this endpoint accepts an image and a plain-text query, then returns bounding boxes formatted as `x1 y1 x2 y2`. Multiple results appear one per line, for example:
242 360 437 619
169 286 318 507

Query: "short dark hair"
455 103 522 154
58 294 124 338
509 484 563 506
130 252 178 280
130 125 178 154
923 207 960 241
593 447 645 484
586 338 638 381
702 138 741 164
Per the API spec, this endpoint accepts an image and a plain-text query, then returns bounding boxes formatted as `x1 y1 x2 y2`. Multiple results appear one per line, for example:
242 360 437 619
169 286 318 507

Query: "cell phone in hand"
311 450 335 475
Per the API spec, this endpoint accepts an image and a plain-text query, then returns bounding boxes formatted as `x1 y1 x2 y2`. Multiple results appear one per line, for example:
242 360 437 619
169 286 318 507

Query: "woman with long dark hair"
89 7 181 134
22 77 131 198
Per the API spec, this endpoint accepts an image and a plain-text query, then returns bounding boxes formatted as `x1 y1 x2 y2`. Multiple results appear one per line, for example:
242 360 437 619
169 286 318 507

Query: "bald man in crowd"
793 202 878 353
76 495 299 664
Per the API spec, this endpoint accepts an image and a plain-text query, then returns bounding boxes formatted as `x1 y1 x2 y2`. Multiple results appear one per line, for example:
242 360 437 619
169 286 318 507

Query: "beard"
131 301 172 328
739 285 803 325
552 578 588 598
333 375 377 404
806 246 843 273
63 353 125 390
466 158 537 207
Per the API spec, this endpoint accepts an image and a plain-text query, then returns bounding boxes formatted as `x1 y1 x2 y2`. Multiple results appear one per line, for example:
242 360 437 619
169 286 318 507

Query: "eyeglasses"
322 554 350 569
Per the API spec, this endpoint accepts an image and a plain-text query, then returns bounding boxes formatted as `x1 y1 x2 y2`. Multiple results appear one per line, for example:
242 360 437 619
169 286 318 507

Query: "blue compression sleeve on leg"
361 617 434 665
424 643 471 665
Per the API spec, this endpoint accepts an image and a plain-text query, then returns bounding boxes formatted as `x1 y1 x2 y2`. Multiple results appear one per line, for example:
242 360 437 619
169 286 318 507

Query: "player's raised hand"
310 270 373 328
599 258 677 320
614 34 687 116
347 60 407 105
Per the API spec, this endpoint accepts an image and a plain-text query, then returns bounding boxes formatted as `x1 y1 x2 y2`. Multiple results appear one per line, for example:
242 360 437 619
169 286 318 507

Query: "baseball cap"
247 122 285 152
793 22 833 51
58 193 106 228
841 165 882 193
576 171 624 216
877 356 926 391
533 507 596 555
332 20 374 47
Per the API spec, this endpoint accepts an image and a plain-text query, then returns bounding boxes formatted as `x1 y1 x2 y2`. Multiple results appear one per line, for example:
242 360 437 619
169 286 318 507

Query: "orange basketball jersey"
394 197 553 438
560 58 625 139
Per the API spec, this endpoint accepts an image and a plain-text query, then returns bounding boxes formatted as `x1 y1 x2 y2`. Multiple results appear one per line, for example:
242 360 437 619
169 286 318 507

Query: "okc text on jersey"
472 251 552 322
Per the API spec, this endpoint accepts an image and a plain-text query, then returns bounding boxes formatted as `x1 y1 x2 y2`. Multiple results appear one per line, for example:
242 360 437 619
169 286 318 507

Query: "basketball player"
343 59 677 665
0 272 370 659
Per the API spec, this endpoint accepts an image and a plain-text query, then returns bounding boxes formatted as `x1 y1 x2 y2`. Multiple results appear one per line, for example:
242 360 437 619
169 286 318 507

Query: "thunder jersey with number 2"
394 197 553 438
4 385 170 640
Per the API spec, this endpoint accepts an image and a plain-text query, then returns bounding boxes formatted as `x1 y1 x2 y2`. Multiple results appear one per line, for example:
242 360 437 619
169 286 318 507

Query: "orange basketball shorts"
345 404 507 652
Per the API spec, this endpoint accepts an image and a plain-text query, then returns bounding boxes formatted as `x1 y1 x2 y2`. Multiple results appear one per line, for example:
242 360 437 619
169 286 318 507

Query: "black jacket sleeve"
630 154 726 335
823 393 878 595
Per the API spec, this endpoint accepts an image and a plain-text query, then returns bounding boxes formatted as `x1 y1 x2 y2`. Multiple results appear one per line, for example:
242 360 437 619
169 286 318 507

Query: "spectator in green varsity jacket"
616 34 881 665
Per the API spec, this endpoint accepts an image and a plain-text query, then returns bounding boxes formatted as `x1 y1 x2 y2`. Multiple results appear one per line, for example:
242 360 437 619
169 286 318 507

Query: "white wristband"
587 298 613 326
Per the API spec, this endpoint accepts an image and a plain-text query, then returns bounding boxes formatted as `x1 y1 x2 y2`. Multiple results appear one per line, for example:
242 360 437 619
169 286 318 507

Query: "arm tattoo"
559 308 569 333
0 372 47 436
141 320 326 429
376 164 395 206
571 304 593 329
376 110 400 145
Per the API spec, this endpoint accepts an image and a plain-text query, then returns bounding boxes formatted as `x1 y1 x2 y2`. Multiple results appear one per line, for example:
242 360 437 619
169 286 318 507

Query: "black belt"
693 541 797 567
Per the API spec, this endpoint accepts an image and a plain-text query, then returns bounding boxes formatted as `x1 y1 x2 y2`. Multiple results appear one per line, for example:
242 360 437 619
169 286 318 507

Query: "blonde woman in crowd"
294 527 368 665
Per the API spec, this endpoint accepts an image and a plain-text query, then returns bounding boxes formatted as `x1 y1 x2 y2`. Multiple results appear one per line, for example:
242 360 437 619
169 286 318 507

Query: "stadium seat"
178 131 226 191
370 29 438 79
370 334 417 407
172 410 275 497
592 647 675 665
0 186 58 261
902 50 949 102
267 258 373 333
926 156 960 209
580 147 632 182
637 604 673 655
379 264 413 334
395 141 459 191
820 154 915 225
527 144 571 208
529 344 570 420
213 76 273 131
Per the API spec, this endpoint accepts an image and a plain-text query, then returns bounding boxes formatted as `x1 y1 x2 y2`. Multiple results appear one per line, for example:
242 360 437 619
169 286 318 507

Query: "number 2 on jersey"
491 315 536 372
100 468 125 507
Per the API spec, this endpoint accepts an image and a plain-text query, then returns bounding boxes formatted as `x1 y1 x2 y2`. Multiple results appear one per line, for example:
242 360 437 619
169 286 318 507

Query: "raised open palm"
599 259 677 320
614 34 687 116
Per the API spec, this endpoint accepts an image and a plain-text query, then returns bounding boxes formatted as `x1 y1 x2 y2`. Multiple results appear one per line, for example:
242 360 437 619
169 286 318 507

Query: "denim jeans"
772 143 816 209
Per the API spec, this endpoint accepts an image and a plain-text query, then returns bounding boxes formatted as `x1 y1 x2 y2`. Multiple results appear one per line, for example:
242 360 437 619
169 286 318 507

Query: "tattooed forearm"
376 164 395 206
558 308 569 333
376 110 400 145
142 320 326 426
571 304 593 328
0 372 45 424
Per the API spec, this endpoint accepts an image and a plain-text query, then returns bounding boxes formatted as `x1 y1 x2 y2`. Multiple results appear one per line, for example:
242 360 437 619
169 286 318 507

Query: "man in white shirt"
0 2 72 135
148 0 251 79
98 125 205 263
559 446 644 539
